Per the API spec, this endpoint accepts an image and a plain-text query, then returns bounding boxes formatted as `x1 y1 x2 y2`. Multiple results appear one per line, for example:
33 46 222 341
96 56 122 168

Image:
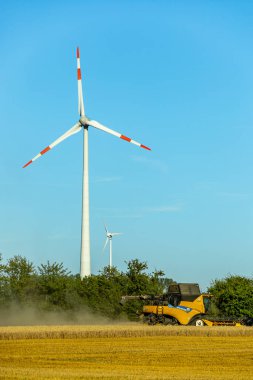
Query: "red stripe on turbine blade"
23 160 33 168
140 144 151 151
40 146 51 155
77 68 81 80
77 47 80 58
120 135 131 142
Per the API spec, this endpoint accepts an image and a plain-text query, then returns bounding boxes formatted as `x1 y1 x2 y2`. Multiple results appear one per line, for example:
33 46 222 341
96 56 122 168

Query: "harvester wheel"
148 313 157 325
190 317 205 326
195 319 205 326
163 316 179 326
143 315 150 324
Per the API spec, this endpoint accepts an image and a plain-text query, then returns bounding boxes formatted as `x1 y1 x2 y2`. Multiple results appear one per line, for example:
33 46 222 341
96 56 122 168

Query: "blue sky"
0 0 253 290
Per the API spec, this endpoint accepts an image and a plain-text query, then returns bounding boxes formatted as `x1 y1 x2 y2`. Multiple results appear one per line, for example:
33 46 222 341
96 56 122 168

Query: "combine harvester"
121 283 253 326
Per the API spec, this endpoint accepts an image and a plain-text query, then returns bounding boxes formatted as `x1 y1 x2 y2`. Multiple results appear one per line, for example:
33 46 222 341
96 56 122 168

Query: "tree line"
0 254 252 322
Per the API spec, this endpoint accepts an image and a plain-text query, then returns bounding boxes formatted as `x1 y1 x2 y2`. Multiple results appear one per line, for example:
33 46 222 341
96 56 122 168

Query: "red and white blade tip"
88 119 151 151
120 135 151 151
140 144 151 151
22 123 82 169
23 145 52 168
77 47 80 58
23 160 32 168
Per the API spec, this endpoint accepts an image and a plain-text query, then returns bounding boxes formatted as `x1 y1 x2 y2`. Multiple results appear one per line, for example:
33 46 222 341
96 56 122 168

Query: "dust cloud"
0 303 119 326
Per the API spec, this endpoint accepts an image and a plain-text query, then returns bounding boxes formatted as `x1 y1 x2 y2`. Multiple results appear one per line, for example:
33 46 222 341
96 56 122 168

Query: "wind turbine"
23 47 151 279
103 225 122 269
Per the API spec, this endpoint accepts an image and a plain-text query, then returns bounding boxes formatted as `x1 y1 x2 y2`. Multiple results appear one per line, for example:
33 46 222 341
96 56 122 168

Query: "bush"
208 275 253 318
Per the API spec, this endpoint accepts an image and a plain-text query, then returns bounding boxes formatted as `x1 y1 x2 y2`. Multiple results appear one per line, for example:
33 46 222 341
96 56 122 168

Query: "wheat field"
0 324 253 379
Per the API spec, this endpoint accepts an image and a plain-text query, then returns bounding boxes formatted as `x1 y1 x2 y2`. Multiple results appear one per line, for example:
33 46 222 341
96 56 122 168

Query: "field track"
0 324 253 379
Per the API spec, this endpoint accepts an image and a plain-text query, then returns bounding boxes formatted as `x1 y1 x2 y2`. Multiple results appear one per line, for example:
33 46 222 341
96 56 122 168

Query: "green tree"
0 254 7 304
123 259 166 320
208 275 253 318
37 261 72 310
4 255 37 304
78 266 127 319
125 259 151 294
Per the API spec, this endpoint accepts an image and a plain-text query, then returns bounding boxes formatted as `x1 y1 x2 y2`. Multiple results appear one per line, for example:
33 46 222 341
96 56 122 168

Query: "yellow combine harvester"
121 283 253 326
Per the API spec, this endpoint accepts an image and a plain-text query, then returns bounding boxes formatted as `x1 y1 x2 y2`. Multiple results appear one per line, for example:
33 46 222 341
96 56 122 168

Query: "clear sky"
1 0 253 290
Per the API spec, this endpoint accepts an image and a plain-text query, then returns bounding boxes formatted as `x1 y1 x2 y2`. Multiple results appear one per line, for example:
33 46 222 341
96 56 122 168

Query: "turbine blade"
77 47 85 117
23 122 82 168
111 233 122 237
103 238 109 251
88 119 151 151
104 223 108 234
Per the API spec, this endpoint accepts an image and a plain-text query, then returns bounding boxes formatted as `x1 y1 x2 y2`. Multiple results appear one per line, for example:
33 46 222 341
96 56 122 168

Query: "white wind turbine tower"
23 47 151 279
103 225 122 269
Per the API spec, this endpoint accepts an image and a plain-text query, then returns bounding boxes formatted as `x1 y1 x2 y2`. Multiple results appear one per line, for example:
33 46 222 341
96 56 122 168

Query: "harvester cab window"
168 294 181 307
203 296 211 313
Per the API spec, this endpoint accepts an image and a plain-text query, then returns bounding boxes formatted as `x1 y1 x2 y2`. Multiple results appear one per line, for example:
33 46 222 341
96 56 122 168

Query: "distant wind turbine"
103 224 122 268
23 47 151 279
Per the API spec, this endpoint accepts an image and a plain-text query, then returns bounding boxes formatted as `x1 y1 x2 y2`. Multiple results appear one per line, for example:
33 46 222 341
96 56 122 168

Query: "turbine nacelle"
79 116 90 127
107 232 121 239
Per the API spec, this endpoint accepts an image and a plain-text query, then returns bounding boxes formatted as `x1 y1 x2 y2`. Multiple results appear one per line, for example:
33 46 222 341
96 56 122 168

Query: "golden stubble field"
0 324 253 380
